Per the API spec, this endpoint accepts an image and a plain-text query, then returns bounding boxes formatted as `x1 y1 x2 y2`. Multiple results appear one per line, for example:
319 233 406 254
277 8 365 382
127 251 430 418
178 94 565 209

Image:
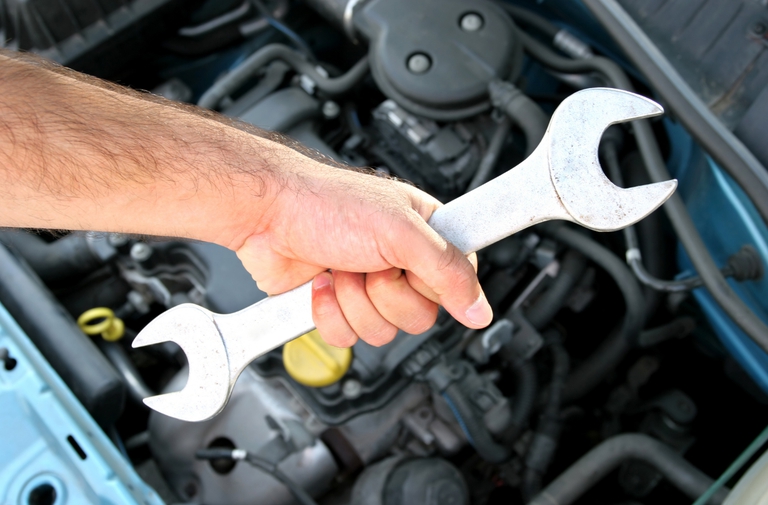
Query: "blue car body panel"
0 302 163 505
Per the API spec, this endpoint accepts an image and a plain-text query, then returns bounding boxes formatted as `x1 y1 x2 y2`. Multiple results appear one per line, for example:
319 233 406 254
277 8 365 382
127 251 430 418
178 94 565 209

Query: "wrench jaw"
132 304 233 422
547 88 677 231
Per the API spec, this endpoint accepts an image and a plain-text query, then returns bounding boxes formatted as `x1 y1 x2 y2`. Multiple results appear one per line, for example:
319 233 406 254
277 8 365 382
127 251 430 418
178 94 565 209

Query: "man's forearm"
0 50 312 248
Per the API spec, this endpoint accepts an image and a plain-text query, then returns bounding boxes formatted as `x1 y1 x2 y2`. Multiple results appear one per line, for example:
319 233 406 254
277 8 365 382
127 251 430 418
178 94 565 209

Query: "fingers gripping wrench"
133 88 677 422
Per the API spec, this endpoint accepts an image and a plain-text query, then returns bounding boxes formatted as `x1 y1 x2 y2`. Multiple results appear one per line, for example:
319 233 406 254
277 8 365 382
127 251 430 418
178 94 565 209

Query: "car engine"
2 1 768 504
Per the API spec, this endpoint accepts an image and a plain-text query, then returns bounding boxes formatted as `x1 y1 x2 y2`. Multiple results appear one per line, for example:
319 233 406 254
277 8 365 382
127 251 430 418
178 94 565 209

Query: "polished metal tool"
133 88 677 422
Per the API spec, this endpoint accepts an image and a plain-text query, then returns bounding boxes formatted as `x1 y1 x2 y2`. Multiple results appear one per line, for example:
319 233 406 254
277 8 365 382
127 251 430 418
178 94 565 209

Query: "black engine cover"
355 0 522 117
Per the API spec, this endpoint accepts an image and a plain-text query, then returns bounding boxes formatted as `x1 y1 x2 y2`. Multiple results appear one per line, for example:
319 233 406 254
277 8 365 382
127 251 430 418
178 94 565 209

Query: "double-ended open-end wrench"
133 88 677 422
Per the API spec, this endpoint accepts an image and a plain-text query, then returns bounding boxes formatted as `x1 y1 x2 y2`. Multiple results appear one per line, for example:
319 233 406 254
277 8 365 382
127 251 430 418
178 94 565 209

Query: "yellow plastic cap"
283 330 352 387
77 307 125 342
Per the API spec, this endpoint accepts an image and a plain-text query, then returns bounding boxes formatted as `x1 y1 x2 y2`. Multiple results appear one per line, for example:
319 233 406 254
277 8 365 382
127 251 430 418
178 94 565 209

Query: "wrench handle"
427 149 569 255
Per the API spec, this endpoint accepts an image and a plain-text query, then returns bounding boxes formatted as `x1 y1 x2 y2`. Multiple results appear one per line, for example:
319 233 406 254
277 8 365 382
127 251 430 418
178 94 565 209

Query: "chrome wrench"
133 88 677 422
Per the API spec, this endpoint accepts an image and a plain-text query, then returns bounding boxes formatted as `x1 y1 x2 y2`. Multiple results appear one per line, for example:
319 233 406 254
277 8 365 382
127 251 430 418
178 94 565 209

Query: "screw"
407 53 431 74
130 242 153 262
460 12 484 32
752 22 767 36
322 101 340 119
342 379 362 399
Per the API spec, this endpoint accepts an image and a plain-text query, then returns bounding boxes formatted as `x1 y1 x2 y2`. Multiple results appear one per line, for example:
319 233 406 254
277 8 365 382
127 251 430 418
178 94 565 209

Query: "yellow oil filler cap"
283 330 352 387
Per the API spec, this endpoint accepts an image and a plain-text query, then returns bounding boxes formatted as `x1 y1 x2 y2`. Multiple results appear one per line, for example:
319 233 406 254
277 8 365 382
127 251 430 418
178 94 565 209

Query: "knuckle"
404 306 439 334
366 268 402 292
436 248 476 295
363 323 398 347
325 332 358 348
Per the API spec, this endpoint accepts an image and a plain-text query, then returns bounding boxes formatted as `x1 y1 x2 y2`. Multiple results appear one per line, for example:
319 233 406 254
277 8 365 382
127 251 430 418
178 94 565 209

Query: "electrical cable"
198 43 369 109
249 0 315 61
442 384 511 464
196 448 318 505
602 139 762 292
516 28 768 356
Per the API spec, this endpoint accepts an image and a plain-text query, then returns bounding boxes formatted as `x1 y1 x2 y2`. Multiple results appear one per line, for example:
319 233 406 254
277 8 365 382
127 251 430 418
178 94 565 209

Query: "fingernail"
465 293 492 326
314 273 332 290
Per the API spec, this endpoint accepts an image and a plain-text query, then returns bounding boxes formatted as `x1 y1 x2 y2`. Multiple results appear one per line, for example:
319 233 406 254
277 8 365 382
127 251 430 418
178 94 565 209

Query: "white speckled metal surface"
133 88 677 422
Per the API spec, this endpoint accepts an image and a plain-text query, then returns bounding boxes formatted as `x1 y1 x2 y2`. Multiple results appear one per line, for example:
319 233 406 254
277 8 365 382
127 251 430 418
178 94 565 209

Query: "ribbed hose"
517 29 768 356
523 341 570 501
527 434 729 505
198 44 369 109
540 225 645 403
443 383 510 464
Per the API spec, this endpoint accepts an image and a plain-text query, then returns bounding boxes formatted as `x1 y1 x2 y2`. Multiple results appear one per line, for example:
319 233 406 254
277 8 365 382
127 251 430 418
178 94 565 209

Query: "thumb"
382 209 493 329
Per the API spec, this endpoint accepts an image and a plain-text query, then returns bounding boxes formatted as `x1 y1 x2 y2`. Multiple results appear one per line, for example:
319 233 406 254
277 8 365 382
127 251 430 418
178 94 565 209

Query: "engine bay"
2 0 768 504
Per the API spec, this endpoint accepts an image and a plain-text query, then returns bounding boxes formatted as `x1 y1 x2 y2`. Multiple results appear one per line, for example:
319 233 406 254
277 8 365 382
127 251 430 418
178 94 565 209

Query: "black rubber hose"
527 434 729 505
602 141 748 294
623 151 667 317
638 316 697 348
519 30 768 356
511 361 538 429
443 383 510 463
501 360 538 445
468 116 511 191
523 341 570 501
249 0 315 61
488 80 549 157
540 225 645 402
498 3 559 38
197 448 318 505
563 326 628 404
0 243 125 428
97 340 154 404
525 249 588 330
581 0 768 226
0 231 103 284
198 44 369 109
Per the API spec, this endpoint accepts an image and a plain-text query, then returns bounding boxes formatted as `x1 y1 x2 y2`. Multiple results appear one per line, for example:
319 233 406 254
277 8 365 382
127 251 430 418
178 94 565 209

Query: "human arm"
0 50 493 346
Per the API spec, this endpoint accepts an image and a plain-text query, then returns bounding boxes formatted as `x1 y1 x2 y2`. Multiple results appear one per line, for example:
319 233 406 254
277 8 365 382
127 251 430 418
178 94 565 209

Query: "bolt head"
460 12 484 32
130 242 153 262
342 379 362 399
322 101 340 119
407 53 431 74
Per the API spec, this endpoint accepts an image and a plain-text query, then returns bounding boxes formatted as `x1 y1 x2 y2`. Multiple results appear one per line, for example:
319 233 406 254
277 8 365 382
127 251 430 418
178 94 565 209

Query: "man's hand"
234 164 492 347
0 49 493 348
